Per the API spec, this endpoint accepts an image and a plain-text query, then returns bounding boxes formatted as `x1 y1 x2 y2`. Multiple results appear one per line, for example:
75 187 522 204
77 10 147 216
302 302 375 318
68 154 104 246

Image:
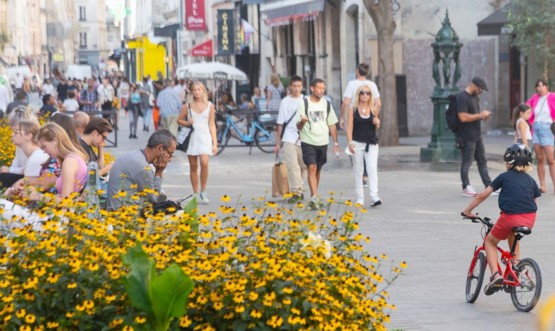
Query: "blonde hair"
191 81 208 103
353 84 375 111
17 120 41 140
271 74 280 87
8 106 38 127
37 122 88 162
506 163 532 173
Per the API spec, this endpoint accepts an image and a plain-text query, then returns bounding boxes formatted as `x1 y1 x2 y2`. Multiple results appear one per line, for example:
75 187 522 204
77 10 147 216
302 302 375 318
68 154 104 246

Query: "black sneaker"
370 200 382 207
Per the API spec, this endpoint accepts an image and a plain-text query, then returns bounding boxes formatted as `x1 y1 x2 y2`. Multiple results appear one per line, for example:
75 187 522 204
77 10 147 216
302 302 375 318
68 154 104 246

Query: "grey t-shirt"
107 149 162 210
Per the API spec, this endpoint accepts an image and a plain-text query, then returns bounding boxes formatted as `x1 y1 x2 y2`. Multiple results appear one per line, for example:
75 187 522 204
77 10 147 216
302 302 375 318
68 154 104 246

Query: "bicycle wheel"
216 126 230 156
511 258 542 312
465 251 486 303
255 126 276 153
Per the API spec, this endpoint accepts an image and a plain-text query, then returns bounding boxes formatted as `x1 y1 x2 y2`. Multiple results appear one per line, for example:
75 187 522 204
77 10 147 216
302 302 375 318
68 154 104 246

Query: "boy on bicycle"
462 144 541 295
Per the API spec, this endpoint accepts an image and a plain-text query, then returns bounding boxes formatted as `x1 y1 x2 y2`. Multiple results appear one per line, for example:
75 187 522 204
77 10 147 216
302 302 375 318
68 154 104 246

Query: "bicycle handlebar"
460 212 494 227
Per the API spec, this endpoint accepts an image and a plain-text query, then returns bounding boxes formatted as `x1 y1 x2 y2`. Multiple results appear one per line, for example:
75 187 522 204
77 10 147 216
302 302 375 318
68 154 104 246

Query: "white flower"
300 231 332 259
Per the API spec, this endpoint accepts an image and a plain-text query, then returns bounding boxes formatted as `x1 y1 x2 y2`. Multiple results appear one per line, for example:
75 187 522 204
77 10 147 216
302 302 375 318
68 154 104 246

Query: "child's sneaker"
484 271 503 295
462 185 477 197
198 192 210 204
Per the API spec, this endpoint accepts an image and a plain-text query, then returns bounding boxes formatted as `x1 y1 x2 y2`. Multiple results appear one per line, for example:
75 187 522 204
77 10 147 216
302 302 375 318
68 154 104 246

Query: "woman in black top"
346 84 381 207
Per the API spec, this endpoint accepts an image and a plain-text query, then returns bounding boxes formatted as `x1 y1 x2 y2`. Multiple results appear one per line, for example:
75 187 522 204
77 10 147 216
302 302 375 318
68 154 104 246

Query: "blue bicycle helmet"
504 144 533 166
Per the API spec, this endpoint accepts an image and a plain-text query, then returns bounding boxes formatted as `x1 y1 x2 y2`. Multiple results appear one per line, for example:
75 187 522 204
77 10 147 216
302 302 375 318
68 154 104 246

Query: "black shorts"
301 142 327 169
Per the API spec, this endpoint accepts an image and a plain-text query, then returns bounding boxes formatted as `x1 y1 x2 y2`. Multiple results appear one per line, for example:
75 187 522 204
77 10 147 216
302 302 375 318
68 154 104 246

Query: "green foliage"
122 244 194 331
507 0 555 77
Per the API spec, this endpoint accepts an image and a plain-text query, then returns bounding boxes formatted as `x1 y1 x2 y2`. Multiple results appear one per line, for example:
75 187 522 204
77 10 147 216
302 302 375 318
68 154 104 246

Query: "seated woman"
0 106 41 188
0 120 49 190
0 123 89 231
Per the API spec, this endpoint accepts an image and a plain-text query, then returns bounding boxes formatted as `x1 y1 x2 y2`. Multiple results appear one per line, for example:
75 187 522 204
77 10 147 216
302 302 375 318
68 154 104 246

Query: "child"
462 144 540 296
62 91 79 113
512 103 532 147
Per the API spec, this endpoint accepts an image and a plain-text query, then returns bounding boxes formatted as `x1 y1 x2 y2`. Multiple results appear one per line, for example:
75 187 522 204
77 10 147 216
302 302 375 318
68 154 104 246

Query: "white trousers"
0 198 46 232
352 141 379 203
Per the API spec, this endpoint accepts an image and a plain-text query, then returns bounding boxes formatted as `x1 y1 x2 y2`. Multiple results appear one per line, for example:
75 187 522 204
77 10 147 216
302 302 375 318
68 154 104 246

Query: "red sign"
190 40 213 57
185 0 206 30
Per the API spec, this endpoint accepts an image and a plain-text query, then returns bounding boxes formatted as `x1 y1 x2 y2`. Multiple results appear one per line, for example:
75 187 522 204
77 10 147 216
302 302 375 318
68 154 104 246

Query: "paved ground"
110 111 553 330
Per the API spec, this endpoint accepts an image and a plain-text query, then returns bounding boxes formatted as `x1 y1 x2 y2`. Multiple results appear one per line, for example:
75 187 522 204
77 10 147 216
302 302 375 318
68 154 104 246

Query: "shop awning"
261 0 325 27
477 3 513 36
189 39 213 57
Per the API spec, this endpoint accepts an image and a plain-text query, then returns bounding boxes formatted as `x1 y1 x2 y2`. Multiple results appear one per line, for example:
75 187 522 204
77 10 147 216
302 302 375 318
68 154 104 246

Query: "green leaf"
121 244 155 313
149 264 194 330
232 320 248 331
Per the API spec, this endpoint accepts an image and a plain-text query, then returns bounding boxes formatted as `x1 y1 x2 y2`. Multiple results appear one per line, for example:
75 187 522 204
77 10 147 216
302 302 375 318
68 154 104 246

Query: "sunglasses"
359 91 371 96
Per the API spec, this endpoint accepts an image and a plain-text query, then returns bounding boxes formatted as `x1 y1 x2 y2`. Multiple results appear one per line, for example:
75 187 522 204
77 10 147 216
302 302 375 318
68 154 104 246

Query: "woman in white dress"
177 81 217 204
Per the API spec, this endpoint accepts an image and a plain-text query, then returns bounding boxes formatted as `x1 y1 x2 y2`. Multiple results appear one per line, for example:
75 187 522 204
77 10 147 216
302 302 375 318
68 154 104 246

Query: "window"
79 32 87 49
79 6 86 21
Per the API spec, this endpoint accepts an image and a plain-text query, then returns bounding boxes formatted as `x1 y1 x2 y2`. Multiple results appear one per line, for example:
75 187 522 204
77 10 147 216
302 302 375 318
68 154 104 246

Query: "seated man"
107 129 176 210
79 117 114 177
72 111 90 136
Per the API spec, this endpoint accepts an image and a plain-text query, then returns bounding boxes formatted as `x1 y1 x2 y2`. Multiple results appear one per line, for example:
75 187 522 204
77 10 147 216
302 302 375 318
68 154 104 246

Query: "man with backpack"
456 77 494 197
275 75 307 202
296 78 339 209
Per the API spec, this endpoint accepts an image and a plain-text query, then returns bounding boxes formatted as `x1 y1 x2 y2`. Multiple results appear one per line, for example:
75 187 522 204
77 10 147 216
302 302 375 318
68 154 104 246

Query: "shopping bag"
176 125 194 153
272 156 289 198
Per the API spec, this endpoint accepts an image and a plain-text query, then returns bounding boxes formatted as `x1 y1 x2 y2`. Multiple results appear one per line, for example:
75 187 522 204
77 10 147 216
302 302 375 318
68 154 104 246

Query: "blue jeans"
460 139 491 189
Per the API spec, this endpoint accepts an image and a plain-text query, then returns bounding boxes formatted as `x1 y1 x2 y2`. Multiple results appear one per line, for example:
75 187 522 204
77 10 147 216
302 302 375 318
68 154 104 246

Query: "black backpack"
445 94 460 133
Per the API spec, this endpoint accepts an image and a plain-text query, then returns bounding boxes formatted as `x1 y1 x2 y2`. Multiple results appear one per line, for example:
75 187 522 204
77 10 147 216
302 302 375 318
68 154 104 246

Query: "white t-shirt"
42 83 56 96
8 147 27 174
277 95 303 145
342 79 380 106
534 95 552 123
296 97 338 146
24 148 49 177
0 84 9 111
63 98 80 112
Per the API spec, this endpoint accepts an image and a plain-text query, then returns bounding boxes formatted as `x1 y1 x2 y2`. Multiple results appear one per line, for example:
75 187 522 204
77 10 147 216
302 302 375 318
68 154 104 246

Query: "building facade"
75 0 109 68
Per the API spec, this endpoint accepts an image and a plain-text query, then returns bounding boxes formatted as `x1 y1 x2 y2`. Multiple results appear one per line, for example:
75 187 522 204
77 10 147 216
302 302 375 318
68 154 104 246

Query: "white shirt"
24 148 49 177
0 84 9 111
277 95 303 145
63 98 80 112
14 76 24 89
42 83 56 96
97 84 115 103
8 147 28 174
534 95 552 123
342 79 380 106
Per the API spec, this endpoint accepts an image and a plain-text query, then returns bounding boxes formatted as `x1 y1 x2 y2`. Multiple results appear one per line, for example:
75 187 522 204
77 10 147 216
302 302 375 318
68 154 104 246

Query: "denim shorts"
532 122 554 146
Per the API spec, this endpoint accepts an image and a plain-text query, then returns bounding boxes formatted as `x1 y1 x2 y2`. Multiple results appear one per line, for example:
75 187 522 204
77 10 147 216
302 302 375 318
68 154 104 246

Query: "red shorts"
490 212 536 240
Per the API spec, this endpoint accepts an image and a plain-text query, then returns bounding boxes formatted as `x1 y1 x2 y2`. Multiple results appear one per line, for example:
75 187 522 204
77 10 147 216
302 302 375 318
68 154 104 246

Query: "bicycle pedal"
503 285 511 293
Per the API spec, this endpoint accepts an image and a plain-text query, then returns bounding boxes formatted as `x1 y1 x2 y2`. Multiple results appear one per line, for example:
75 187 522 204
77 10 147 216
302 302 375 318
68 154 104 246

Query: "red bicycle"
463 214 542 312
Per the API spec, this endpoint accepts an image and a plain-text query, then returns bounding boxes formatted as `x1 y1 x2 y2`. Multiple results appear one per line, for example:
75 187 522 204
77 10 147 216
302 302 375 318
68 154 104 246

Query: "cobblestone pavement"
111 111 552 330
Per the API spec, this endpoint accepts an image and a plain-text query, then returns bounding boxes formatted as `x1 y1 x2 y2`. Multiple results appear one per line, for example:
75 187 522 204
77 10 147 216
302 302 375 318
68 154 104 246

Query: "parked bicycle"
215 107 276 155
463 213 541 312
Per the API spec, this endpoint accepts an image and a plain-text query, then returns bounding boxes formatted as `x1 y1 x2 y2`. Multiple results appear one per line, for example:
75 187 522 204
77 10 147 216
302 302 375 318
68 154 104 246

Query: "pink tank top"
55 154 88 195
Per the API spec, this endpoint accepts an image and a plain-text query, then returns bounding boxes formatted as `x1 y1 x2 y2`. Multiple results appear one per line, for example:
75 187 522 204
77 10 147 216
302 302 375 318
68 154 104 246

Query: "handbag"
177 106 194 153
272 155 289 198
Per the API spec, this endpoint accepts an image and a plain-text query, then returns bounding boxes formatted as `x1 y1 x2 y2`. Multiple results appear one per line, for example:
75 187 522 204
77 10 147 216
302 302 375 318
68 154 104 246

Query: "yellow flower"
179 316 192 327
24 314 35 324
134 316 147 324
220 195 231 202
16 308 26 318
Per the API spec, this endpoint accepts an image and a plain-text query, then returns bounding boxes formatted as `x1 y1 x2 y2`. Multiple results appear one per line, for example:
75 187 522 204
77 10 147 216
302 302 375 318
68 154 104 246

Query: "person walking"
296 78 339 209
457 77 494 197
80 78 99 113
97 77 116 125
526 78 555 193
266 74 283 120
177 81 217 204
157 79 181 138
139 77 153 132
346 84 382 207
127 84 141 139
340 63 382 188
275 75 307 202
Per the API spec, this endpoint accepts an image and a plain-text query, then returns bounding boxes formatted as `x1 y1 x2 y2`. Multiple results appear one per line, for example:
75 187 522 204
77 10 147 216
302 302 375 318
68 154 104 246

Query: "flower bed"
0 193 405 330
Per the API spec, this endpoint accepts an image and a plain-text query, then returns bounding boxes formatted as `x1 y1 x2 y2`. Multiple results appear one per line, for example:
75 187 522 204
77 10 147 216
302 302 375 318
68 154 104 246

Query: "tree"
362 0 398 146
507 0 555 79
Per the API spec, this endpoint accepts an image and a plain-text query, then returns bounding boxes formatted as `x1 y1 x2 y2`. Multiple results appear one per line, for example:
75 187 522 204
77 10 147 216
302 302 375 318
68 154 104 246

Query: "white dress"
187 103 213 156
